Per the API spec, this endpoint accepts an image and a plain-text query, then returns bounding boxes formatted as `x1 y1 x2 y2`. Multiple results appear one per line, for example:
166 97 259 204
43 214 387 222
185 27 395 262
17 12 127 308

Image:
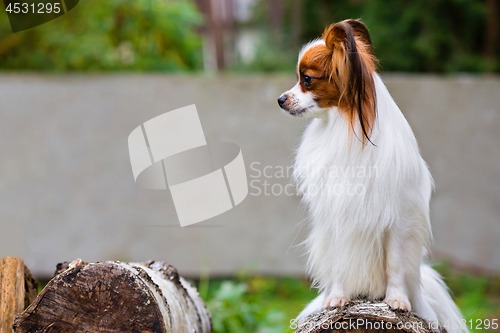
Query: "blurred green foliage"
0 0 203 71
204 276 315 333
202 263 500 333
0 0 497 72
243 0 499 73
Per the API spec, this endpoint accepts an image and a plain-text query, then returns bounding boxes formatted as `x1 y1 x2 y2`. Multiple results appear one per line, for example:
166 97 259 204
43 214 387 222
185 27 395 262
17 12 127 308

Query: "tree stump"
294 300 443 333
0 257 38 333
13 259 212 333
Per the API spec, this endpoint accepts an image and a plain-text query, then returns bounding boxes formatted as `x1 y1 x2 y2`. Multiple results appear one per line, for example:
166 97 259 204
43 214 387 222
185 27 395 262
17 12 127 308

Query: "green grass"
199 275 316 333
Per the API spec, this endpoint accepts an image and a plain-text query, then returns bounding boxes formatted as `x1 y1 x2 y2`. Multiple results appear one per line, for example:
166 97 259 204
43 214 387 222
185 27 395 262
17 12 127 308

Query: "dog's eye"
303 75 312 87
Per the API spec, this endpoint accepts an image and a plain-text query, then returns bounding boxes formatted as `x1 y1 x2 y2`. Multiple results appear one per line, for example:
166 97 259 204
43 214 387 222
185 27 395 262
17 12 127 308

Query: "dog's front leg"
384 226 417 311
324 282 350 308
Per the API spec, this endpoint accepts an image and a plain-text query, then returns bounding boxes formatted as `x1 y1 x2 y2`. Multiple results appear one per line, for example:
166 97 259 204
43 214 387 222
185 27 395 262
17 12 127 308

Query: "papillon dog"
278 19 467 332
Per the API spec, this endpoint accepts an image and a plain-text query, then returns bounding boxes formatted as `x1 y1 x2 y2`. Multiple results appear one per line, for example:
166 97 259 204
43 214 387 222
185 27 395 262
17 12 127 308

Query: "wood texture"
13 259 212 333
294 300 444 333
0 257 38 333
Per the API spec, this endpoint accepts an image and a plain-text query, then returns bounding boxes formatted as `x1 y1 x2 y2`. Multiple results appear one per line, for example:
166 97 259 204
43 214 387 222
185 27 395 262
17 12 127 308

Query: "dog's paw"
324 295 350 308
384 297 411 311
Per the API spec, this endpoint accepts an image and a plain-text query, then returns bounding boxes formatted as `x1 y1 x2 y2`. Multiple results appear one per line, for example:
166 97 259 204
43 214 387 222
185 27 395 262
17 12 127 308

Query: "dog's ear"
322 21 353 53
344 19 373 54
322 21 377 145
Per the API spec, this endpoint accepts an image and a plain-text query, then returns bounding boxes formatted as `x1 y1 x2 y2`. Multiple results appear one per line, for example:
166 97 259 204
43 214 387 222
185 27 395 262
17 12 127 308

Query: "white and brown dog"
278 19 467 333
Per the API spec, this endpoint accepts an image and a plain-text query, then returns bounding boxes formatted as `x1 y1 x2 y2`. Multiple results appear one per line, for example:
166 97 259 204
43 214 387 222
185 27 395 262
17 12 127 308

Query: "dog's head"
278 19 377 143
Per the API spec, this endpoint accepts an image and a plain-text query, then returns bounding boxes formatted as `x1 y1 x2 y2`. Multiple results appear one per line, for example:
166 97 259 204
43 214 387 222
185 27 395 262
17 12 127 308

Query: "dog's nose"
278 95 287 108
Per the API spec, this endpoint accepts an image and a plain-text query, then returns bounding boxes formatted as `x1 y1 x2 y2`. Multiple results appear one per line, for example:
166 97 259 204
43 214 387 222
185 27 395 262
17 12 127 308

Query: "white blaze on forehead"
298 38 325 64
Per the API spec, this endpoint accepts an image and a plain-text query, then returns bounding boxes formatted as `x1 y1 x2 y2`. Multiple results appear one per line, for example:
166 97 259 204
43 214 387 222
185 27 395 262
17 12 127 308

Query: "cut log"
0 257 38 333
294 300 443 333
13 259 212 333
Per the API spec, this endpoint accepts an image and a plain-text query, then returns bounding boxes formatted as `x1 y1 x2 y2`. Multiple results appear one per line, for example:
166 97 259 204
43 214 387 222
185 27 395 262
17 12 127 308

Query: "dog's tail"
296 293 325 324
420 264 469 333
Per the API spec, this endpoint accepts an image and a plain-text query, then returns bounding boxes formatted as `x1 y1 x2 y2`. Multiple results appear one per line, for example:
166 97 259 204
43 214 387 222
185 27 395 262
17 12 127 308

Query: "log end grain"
13 259 212 333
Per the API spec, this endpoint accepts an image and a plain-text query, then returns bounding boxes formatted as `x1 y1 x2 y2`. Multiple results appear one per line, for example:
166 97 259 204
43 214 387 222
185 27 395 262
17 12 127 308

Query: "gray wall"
0 74 498 278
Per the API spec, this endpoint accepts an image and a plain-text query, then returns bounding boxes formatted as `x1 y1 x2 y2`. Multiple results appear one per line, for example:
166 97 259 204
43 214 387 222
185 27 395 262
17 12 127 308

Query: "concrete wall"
0 74 498 278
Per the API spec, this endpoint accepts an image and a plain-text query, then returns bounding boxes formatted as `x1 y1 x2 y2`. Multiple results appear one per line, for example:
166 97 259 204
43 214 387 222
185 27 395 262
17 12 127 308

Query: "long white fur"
282 41 468 333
